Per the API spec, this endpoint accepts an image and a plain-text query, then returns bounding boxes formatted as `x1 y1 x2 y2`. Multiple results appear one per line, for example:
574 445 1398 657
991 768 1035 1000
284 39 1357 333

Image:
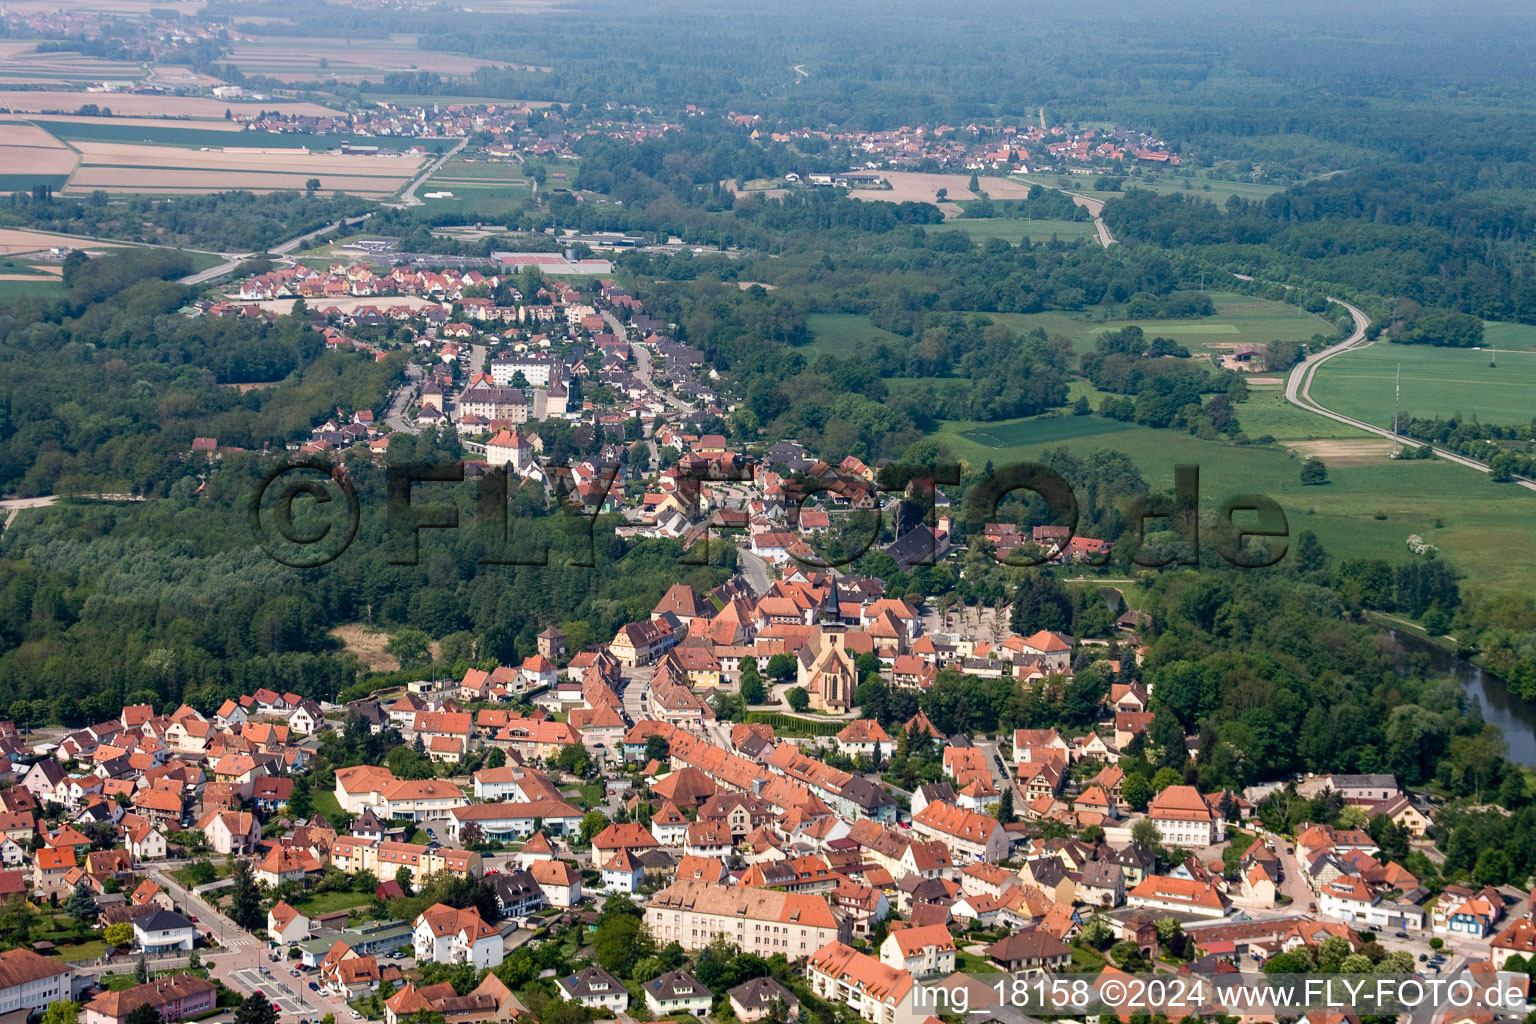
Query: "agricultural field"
0 41 144 85
224 35 552 82
0 91 342 119
0 121 81 189
939 218 1097 243
930 410 1536 592
35 119 435 152
1310 340 1536 428
58 141 426 197
0 228 125 255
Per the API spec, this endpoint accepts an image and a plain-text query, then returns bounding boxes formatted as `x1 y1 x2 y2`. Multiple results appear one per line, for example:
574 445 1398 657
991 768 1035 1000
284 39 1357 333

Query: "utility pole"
1392 362 1401 457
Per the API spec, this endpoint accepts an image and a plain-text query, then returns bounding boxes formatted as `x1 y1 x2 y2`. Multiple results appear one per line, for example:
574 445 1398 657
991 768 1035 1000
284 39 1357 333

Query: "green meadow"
930 408 1536 592
809 292 1335 361
804 313 906 358
1310 340 1536 427
939 218 1097 243
34 120 436 152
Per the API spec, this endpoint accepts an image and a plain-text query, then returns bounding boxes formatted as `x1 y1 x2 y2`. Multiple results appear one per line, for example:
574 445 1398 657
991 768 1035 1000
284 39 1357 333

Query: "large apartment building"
331 837 482 887
644 880 849 958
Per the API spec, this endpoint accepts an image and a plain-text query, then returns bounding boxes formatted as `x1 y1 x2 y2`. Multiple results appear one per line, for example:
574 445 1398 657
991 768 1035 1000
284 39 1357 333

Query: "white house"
601 849 644 893
643 971 713 1017
411 904 503 969
268 901 312 945
557 967 628 1013
878 924 956 978
133 910 197 953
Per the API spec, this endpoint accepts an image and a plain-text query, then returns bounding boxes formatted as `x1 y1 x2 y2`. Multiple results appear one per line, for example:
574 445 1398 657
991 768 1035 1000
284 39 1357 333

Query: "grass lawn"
296 890 373 915
173 862 235 887
954 950 1003 973
53 938 110 961
931 412 1536 592
1310 340 1536 427
940 218 1096 243
312 789 345 821
434 159 530 181
804 313 906 359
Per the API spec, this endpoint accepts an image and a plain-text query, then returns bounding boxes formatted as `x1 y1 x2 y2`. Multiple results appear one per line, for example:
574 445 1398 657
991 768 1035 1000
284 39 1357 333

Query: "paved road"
736 548 772 596
396 138 469 207
179 213 376 286
612 310 696 417
1284 297 1536 493
384 362 425 434
1011 175 1114 247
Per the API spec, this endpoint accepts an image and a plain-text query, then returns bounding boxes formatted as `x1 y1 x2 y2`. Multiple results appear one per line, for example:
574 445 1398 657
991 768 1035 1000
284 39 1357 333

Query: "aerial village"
0 557 1528 1024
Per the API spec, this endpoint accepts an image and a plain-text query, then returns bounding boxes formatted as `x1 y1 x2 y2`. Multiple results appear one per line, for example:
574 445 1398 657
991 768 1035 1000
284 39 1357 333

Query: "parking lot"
228 967 315 1018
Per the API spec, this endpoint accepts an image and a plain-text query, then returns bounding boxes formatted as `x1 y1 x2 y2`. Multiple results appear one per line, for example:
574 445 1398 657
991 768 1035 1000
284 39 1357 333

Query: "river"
1394 631 1536 766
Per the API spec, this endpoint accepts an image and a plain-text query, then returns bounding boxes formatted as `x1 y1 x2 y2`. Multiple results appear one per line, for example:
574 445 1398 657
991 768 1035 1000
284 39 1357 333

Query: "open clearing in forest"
850 171 1041 204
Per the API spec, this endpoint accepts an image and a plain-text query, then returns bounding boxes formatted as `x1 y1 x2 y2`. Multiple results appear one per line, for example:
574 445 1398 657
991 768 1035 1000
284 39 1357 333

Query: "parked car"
308 983 319 992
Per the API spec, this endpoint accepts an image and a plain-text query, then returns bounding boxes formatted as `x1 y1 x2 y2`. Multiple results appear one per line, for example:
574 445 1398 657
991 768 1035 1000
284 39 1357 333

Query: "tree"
765 654 796 681
287 774 313 819
65 880 97 930
41 1001 79 1024
395 866 415 897
228 860 263 930
103 922 133 948
135 954 150 984
785 687 810 712
1131 818 1161 850
580 810 610 844
644 734 670 763
997 787 1014 824
593 912 652 977
305 178 321 194
1300 459 1329 485
1121 773 1153 811
387 629 432 669
234 991 278 1024
739 662 767 705
125 1005 162 1024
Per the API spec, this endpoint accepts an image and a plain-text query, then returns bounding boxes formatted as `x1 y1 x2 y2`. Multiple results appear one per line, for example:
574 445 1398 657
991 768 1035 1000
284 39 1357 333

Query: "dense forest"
0 249 401 496
2 190 373 252
1102 170 1536 324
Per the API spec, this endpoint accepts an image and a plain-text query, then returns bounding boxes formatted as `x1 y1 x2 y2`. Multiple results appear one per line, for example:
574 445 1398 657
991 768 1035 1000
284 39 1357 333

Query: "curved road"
1285 298 1536 493
179 212 375 286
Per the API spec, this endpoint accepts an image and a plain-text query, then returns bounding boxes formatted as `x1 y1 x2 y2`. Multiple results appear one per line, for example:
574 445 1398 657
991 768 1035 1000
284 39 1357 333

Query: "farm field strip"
69 141 428 176
0 91 343 118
